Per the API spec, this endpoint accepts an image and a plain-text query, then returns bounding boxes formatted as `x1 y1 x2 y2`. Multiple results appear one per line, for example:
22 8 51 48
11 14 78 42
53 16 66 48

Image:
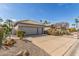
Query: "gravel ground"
0 39 49 56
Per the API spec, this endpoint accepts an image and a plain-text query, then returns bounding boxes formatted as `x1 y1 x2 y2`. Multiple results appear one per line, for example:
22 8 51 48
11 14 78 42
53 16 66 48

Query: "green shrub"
68 28 77 32
0 28 4 47
16 31 25 40
46 29 53 35
54 30 60 36
46 28 70 36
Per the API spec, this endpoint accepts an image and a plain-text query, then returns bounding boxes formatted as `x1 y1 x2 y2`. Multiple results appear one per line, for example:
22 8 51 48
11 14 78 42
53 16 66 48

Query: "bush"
0 28 4 47
46 29 53 35
53 29 64 36
3 39 16 47
68 28 77 32
45 28 70 36
16 31 25 40
54 30 60 36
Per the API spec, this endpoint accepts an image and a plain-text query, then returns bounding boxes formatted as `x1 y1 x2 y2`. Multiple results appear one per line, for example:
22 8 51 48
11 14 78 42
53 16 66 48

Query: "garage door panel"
20 27 37 35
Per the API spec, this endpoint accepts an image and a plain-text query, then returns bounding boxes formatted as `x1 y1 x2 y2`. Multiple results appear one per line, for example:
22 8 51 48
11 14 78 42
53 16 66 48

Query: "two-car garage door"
20 26 43 35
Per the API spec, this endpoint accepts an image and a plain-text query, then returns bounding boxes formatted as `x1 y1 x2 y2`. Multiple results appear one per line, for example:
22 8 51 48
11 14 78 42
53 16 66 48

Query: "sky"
0 3 79 26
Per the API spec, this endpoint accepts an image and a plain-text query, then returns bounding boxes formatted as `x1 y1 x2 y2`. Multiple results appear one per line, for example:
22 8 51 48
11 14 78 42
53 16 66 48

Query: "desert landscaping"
0 3 79 56
0 18 78 56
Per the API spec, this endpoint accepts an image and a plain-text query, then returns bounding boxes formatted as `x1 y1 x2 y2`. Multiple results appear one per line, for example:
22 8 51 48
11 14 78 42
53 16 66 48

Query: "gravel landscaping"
0 39 49 56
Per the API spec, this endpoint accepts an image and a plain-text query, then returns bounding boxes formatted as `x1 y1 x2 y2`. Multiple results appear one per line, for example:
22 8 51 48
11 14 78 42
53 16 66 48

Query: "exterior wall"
44 26 50 31
12 25 19 35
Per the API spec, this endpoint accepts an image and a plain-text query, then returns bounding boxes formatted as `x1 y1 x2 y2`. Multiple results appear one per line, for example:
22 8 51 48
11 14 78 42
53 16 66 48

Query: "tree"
0 17 3 25
75 18 79 29
43 20 49 24
2 24 10 38
4 19 13 28
16 31 25 40
72 24 76 28
4 19 14 39
40 20 42 23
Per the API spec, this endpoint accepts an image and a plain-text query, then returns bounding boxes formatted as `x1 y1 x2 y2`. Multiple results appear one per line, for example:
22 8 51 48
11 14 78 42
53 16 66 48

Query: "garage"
13 20 44 35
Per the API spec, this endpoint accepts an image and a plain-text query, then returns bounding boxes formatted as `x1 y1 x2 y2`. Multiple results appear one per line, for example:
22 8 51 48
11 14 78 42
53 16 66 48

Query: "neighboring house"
52 22 69 29
12 20 44 35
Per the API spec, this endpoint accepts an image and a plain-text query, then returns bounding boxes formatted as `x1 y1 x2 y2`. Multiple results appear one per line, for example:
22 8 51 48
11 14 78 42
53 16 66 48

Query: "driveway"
26 35 77 56
10 35 78 56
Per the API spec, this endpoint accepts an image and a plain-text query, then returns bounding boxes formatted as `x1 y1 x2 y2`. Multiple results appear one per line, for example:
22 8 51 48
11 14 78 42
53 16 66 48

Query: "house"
51 22 69 29
12 20 45 35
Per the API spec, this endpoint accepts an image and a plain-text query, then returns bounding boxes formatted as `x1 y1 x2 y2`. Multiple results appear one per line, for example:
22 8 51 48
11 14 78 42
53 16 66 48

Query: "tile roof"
18 20 43 25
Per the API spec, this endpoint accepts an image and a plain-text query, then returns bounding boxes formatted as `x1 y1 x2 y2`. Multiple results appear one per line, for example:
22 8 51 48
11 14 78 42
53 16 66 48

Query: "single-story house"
12 20 45 35
51 22 69 29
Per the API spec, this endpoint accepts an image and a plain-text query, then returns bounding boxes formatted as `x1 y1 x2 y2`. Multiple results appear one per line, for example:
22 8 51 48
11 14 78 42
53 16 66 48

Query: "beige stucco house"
12 20 45 35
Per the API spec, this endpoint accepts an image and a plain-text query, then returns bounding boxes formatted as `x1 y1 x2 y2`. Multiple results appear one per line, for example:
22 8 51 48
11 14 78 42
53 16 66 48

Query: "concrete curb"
63 40 78 56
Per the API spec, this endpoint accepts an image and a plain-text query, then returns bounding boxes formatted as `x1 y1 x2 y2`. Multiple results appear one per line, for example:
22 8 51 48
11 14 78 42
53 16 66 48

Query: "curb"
63 40 78 56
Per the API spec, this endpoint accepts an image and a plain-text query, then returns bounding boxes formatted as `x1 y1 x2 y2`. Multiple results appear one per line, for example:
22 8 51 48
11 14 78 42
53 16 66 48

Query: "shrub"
0 28 4 47
68 28 77 32
53 29 64 36
45 28 70 36
3 39 16 47
54 30 60 36
16 31 25 40
46 29 52 35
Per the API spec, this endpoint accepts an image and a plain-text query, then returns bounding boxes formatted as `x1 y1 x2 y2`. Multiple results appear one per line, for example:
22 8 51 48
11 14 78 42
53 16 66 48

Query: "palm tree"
72 24 76 28
0 17 3 26
40 20 42 23
4 19 13 28
43 20 49 24
75 18 79 29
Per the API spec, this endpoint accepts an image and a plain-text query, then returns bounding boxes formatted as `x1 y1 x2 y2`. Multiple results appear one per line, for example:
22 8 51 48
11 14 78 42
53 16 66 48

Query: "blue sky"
0 3 79 26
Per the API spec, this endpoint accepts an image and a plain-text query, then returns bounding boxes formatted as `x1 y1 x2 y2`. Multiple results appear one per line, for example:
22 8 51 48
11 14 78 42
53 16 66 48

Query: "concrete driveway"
10 35 78 56
26 35 78 56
